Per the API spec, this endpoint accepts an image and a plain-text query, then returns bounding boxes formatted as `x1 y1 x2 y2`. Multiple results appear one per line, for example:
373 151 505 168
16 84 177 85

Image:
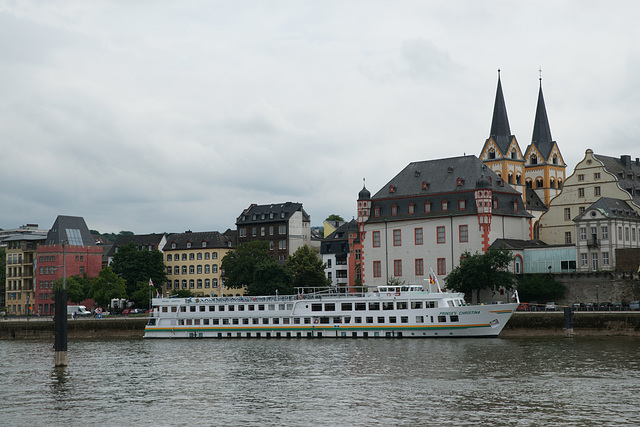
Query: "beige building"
162 230 242 298
538 149 640 247
4 234 45 315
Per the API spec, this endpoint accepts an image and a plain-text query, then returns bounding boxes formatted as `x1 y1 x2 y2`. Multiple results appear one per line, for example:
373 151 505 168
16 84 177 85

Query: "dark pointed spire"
531 77 553 153
490 69 511 140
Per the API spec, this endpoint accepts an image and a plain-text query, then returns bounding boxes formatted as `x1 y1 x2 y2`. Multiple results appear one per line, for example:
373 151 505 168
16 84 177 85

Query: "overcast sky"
2 1 639 235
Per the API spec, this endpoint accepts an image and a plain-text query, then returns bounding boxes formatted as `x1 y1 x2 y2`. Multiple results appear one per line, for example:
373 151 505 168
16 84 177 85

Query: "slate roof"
44 215 96 246
106 233 167 257
321 219 359 256
528 80 556 161
593 154 640 206
574 197 640 222
163 231 234 251
368 155 532 223
525 187 548 212
489 238 549 250
487 72 516 154
236 202 310 225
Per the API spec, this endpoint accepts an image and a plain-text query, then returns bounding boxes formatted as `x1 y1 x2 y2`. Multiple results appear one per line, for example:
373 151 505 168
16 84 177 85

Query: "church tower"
523 77 566 207
479 70 526 197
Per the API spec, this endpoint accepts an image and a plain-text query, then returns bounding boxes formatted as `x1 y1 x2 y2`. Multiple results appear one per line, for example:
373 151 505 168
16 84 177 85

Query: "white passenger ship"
144 284 518 339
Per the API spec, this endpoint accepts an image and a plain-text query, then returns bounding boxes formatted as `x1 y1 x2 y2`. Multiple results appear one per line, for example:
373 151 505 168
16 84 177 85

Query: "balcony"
587 237 599 248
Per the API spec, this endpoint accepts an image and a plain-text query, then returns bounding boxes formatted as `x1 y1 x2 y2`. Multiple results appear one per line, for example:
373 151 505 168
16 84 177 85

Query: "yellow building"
4 234 45 315
162 230 242 298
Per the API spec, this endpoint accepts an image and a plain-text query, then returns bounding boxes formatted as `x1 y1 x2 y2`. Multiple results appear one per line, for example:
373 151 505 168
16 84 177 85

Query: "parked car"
630 301 640 311
613 302 629 311
529 301 539 311
517 303 530 311
572 302 585 311
545 302 558 311
586 302 597 311
599 302 613 311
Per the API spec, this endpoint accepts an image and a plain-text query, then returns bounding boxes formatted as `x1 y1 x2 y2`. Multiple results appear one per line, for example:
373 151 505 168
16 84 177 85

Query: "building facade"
4 234 46 315
163 230 239 297
236 202 311 262
35 215 102 315
106 233 168 266
357 155 532 289
538 149 640 247
320 219 362 292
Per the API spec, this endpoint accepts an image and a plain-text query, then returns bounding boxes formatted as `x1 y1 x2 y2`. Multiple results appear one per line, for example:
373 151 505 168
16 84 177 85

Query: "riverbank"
2 312 640 339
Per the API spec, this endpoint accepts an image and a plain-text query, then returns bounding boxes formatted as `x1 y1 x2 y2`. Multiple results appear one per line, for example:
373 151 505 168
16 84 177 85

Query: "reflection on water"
1 337 639 426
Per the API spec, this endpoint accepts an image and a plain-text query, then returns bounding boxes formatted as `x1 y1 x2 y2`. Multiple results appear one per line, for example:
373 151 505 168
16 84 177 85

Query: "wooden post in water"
54 241 68 367
563 306 574 338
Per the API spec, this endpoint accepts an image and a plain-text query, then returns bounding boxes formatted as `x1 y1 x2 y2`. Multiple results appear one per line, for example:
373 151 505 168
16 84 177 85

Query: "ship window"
258 305 265 311
397 301 408 309
232 319 239 325
162 307 168 313
401 316 409 323
262 318 269 324
378 316 385 323
344 316 351 324
369 302 380 310
238 305 245 311
388 316 397 323
199 306 205 312
324 303 336 311
243 318 249 325
320 317 330 324
283 318 290 324
228 305 235 311
186 319 192 326
252 318 259 324
203 319 209 325
294 318 301 324
450 315 459 322
383 302 394 310
218 305 225 312
212 319 219 325
333 317 342 324
354 317 362 323
341 303 352 311
355 302 366 311
171 307 177 312
312 303 322 312
416 316 424 323
279 304 286 310
222 319 229 325
248 305 255 311
304 318 311 324
190 306 196 312
438 316 446 322
427 301 436 308
411 301 423 309
366 317 374 323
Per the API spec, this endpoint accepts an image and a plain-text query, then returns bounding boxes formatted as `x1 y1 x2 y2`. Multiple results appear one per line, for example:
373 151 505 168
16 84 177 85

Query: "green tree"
516 274 566 302
445 248 515 302
286 245 330 290
111 242 167 297
252 261 293 296
130 280 157 309
325 214 344 222
221 241 273 289
66 274 93 303
89 267 127 308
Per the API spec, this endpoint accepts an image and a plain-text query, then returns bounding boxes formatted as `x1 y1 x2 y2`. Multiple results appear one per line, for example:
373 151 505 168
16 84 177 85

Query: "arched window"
558 180 563 189
536 178 544 188
550 178 555 189
531 155 538 165
511 149 517 159
508 173 513 184
516 174 522 185
553 155 558 165
489 149 496 159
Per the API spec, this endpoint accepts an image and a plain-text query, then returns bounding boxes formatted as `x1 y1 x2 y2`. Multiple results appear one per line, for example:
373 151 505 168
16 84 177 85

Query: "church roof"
530 79 555 160
488 71 515 154
574 197 640 222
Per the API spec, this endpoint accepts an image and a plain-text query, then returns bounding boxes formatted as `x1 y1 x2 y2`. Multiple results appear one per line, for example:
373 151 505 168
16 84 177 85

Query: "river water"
1 337 639 426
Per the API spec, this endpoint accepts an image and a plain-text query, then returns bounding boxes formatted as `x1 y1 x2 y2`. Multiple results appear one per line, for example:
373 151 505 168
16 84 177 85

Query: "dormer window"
281 212 286 219
442 200 448 211
391 205 398 216
261 213 266 220
202 241 207 248
456 178 464 186
459 199 466 210
252 214 257 220
408 203 415 214
270 212 275 219
513 200 518 211
424 201 431 213
374 207 381 217
389 185 395 193
186 242 191 248
171 242 176 249
422 181 429 190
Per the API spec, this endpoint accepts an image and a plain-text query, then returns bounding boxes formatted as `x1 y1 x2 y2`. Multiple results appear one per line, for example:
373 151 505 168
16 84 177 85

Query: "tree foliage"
252 261 293 296
325 214 344 222
286 245 330 290
66 274 93 303
130 280 156 309
516 274 566 302
89 267 127 308
445 248 515 302
111 242 167 297
171 289 195 298
221 241 274 289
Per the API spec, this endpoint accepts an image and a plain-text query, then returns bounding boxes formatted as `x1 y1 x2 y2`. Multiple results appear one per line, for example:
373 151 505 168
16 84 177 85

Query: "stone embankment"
2 313 640 339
